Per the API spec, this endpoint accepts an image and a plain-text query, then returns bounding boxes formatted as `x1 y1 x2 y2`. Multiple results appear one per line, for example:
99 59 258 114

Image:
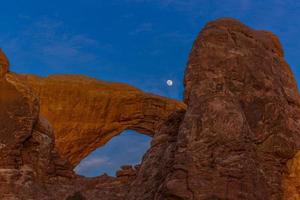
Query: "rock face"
15 74 186 166
0 72 75 199
180 18 300 199
0 61 184 199
0 49 9 77
126 109 186 200
283 151 300 200
1 18 300 200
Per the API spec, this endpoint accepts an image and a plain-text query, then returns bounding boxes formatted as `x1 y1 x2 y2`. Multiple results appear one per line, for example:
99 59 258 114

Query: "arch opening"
74 130 151 177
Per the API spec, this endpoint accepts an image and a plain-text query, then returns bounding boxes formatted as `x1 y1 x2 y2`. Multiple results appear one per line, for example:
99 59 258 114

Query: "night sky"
1 0 299 176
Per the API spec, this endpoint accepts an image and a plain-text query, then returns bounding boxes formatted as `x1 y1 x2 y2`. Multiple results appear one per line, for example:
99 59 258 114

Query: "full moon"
166 80 173 86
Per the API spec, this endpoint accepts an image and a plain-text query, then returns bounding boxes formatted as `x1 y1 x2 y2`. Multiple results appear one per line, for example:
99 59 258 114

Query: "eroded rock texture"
0 58 183 199
15 74 186 166
178 18 300 200
0 72 75 199
0 49 9 77
283 151 300 200
1 18 300 200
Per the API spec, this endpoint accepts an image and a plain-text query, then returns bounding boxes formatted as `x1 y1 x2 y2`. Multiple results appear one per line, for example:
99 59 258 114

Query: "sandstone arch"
16 74 186 166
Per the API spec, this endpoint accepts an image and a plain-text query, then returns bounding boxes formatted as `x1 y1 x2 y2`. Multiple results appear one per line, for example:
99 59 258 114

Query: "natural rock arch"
16 74 186 166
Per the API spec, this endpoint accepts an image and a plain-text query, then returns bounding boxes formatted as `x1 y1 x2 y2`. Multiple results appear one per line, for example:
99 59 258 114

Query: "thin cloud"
25 18 99 62
75 156 110 174
129 22 153 35
0 16 110 72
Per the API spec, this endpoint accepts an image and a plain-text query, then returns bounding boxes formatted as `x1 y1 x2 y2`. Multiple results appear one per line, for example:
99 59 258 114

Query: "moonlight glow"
166 80 173 86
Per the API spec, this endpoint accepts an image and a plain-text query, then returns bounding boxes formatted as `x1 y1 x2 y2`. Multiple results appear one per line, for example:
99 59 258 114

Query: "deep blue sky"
1 0 299 176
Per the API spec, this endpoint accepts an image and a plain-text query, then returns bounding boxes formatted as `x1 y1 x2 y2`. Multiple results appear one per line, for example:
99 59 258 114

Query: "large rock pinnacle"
180 18 300 199
127 18 300 200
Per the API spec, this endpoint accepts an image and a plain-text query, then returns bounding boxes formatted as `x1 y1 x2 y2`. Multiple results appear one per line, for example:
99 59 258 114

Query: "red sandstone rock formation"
0 49 185 199
15 74 186 166
182 18 300 199
127 18 300 200
0 72 74 199
0 49 9 77
284 151 300 199
1 18 300 200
